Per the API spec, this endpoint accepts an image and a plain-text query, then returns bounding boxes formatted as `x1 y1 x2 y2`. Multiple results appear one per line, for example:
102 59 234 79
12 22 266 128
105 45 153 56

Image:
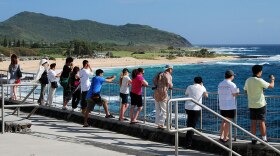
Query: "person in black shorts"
218 70 239 142
244 65 275 144
119 68 132 121
129 68 148 124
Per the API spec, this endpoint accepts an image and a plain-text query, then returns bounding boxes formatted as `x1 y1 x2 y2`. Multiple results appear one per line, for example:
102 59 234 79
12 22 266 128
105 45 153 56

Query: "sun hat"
40 59 48 65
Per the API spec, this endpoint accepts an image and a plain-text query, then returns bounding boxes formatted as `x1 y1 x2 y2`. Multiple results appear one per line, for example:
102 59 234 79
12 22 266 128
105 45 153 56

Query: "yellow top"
244 77 270 108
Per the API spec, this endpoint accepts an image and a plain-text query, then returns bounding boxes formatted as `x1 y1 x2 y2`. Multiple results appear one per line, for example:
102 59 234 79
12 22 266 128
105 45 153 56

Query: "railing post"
32 74 35 102
229 122 233 156
2 85 5 134
143 86 146 123
169 90 173 128
17 107 20 117
6 71 8 97
234 101 237 141
200 109 203 131
175 101 179 156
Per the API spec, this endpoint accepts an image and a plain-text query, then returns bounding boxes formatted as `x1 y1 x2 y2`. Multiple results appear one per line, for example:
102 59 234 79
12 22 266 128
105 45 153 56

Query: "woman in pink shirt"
129 68 148 124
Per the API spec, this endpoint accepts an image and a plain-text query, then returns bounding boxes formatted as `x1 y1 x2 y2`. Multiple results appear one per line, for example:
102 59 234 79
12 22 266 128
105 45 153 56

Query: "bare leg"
260 121 266 137
223 119 231 141
103 102 110 116
130 105 135 121
119 104 124 120
13 86 18 100
84 110 90 126
220 120 225 139
132 106 142 122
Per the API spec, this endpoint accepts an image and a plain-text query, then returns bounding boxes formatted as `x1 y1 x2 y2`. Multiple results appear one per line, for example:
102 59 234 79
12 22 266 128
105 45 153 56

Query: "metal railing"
167 97 280 156
1 83 39 133
2 69 280 142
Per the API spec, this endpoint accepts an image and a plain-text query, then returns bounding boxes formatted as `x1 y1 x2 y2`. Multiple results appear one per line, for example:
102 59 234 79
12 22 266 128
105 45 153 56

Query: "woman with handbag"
47 63 61 106
70 66 81 111
8 54 22 100
37 59 49 105
60 57 74 110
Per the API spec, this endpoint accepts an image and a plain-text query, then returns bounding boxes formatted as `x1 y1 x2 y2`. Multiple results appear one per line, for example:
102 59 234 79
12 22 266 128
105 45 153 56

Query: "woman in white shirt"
185 76 208 148
47 63 61 106
119 68 132 121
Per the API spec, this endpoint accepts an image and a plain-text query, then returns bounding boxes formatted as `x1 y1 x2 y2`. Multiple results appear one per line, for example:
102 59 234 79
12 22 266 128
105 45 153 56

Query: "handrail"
167 98 280 156
1 83 39 134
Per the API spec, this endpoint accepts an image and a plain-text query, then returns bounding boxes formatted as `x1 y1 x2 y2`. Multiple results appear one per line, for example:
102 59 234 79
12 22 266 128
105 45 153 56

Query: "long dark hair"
10 54 18 66
132 69 139 79
71 66 80 77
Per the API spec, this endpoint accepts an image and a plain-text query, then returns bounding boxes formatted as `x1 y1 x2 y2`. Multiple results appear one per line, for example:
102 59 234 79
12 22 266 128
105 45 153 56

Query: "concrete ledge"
0 114 32 132
19 106 280 156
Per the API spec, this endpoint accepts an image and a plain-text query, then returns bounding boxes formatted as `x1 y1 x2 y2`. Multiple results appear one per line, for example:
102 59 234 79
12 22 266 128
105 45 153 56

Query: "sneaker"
105 114 115 118
252 139 257 145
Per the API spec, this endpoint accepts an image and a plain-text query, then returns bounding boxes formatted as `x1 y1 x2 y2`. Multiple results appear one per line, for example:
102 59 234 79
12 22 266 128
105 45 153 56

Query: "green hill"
0 11 192 47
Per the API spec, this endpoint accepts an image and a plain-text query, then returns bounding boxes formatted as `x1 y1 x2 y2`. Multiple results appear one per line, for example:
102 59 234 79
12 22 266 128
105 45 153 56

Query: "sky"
0 0 280 45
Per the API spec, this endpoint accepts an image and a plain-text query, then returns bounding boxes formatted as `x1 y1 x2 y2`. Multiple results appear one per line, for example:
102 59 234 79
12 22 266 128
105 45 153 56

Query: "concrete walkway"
0 112 216 156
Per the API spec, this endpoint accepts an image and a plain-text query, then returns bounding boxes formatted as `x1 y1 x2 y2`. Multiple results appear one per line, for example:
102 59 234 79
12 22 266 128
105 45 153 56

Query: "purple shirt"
131 75 144 95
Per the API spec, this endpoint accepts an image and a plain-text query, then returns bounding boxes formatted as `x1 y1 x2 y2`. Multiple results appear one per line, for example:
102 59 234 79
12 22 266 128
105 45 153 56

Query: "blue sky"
0 0 280 45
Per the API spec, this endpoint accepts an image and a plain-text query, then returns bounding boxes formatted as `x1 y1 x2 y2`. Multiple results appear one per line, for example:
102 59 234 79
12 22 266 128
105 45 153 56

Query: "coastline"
0 56 238 73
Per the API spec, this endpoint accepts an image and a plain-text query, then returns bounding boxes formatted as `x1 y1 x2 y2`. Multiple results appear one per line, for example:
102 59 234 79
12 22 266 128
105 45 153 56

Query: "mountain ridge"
0 11 192 47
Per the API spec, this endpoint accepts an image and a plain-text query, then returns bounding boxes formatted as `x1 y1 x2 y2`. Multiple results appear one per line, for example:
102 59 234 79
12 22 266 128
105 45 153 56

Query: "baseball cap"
225 70 235 77
165 65 173 70
122 68 130 73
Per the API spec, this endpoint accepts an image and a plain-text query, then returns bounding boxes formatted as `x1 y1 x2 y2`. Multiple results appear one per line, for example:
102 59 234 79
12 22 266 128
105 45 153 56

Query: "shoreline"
0 56 238 73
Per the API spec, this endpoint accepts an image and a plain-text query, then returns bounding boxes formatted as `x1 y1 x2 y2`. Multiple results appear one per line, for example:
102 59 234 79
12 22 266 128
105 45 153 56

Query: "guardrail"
1 69 280 142
167 97 280 156
1 83 39 133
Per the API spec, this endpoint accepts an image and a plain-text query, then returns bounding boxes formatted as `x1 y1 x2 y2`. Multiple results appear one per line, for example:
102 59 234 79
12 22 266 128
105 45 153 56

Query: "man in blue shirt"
83 69 116 127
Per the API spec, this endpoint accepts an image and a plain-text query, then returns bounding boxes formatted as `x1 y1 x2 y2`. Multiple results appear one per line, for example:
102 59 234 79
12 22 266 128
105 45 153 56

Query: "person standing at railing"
129 68 148 124
83 69 116 127
80 60 93 114
46 63 60 106
8 54 22 100
185 76 208 148
218 70 239 143
37 59 49 105
152 65 173 129
119 68 132 121
70 66 81 111
244 65 275 144
60 57 74 110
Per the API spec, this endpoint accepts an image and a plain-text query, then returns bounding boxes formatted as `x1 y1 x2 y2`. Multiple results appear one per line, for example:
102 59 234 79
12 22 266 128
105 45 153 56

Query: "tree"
16 40 21 47
21 40 25 47
3 37 7 47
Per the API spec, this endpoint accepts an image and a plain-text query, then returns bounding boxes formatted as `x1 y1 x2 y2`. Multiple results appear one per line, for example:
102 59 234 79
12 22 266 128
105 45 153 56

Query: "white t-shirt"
120 76 131 94
218 79 238 110
185 84 207 111
47 69 56 83
80 68 92 92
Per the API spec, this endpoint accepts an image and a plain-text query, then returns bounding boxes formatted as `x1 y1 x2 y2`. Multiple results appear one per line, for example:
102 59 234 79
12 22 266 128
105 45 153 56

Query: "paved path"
0 112 217 156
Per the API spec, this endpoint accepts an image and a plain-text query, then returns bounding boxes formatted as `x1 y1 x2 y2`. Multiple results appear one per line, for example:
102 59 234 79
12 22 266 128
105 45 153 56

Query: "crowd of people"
7 54 276 147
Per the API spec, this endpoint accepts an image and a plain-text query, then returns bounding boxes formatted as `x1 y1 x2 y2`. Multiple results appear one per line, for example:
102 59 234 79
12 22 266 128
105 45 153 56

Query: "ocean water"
47 45 280 140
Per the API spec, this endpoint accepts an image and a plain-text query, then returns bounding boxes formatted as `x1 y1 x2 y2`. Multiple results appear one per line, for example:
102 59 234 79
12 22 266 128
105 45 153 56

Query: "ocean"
48 44 280 140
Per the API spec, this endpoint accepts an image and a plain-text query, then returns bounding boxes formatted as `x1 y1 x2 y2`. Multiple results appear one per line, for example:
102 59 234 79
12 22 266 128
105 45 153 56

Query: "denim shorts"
120 93 129 104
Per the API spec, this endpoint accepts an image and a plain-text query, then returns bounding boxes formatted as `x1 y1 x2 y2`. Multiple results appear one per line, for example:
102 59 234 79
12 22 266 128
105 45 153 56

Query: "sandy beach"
0 56 237 73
